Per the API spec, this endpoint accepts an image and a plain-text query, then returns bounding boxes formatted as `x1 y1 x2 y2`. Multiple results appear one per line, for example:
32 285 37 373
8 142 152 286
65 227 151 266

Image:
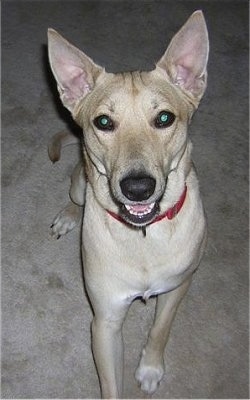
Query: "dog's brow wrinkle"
109 102 115 113
120 72 127 83
152 99 159 110
103 100 115 113
127 71 145 97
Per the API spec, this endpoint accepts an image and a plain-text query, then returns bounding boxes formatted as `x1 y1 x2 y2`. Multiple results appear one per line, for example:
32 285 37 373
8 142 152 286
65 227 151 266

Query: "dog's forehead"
95 71 184 114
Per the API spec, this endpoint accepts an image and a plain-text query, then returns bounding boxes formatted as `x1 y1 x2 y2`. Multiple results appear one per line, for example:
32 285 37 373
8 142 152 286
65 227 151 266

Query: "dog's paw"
50 204 82 239
135 350 164 394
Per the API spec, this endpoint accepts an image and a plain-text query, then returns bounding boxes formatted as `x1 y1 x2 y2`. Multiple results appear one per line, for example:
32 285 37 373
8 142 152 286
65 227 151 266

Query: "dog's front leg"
136 277 192 394
91 305 129 399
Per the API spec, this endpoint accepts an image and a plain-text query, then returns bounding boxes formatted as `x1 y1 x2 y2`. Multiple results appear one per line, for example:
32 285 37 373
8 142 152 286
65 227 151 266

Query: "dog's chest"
82 192 206 302
122 238 192 301
105 224 197 300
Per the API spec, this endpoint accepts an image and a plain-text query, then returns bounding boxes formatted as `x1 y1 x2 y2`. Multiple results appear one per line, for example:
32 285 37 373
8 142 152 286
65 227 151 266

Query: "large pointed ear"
156 10 209 103
48 29 104 113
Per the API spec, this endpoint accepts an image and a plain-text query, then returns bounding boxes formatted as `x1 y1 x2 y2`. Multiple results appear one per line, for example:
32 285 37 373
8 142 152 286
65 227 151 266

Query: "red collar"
107 185 187 226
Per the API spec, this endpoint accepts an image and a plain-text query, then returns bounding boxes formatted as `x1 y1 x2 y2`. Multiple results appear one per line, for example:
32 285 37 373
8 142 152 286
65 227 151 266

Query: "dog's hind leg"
49 132 85 238
50 163 85 238
135 277 192 394
69 162 86 206
50 162 85 238
50 201 82 239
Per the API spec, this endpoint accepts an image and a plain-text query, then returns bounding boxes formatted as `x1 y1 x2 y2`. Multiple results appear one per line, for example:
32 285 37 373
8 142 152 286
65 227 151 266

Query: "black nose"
120 173 156 201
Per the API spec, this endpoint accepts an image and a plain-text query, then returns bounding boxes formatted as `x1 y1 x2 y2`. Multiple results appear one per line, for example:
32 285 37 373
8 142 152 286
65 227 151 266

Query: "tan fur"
48 10 209 398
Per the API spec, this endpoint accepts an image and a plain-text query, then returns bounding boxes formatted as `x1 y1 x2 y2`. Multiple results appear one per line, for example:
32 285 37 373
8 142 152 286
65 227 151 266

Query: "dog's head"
48 11 209 227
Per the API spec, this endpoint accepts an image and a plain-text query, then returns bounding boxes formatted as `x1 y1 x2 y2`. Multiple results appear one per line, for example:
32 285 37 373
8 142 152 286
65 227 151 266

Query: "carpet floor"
2 1 249 398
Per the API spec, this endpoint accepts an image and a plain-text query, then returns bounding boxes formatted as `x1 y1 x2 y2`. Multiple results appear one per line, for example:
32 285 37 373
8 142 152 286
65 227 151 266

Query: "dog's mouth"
120 201 159 226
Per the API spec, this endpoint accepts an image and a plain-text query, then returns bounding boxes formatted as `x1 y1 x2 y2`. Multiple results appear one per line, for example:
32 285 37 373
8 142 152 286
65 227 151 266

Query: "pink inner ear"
175 64 189 82
61 64 91 101
171 30 206 89
174 64 195 89
157 12 208 98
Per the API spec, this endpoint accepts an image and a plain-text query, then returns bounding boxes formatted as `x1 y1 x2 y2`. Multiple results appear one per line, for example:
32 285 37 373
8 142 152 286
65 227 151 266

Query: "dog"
48 10 209 398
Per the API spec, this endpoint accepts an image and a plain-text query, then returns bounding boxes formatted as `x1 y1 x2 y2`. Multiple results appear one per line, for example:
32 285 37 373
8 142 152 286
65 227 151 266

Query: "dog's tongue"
130 205 150 212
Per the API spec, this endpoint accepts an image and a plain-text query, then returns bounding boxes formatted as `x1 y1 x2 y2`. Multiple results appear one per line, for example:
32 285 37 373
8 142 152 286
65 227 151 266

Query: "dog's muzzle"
119 173 160 226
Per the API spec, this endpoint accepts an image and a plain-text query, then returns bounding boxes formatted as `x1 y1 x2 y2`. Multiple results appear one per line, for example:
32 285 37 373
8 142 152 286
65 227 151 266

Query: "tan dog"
48 10 209 398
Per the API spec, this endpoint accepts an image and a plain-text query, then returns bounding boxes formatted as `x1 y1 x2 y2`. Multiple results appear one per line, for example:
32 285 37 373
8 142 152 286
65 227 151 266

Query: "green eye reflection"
160 113 169 123
94 115 114 131
100 116 108 126
155 111 175 128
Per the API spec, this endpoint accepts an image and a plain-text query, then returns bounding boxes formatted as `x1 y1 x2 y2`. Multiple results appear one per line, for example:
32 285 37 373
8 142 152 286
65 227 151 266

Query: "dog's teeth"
125 203 155 216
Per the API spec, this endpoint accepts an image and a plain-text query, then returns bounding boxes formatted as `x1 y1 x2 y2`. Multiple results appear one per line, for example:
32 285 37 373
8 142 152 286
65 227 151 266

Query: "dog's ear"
48 29 104 113
156 10 209 103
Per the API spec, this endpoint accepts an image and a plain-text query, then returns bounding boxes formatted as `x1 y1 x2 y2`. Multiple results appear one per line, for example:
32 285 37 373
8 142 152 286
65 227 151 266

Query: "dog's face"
48 11 209 227
74 71 192 226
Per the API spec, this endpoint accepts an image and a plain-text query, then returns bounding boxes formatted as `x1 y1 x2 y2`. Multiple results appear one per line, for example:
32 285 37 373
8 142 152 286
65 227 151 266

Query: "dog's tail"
48 131 80 163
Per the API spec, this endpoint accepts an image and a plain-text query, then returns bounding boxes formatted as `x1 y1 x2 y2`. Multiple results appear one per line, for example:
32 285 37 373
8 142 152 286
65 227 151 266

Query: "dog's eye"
93 115 114 131
154 111 175 128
